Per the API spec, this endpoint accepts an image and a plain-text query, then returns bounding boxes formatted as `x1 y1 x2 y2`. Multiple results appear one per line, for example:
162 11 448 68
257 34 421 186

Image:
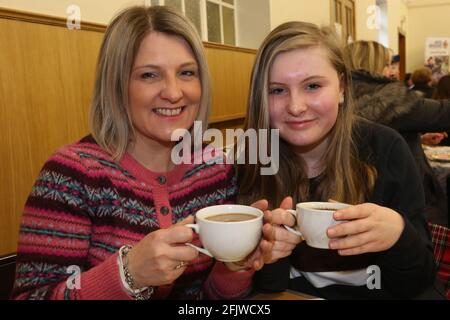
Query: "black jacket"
351 70 450 227
255 120 437 299
411 83 435 99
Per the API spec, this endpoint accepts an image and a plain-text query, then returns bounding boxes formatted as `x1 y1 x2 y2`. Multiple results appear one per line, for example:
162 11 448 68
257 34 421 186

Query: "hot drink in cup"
186 205 263 262
284 202 350 249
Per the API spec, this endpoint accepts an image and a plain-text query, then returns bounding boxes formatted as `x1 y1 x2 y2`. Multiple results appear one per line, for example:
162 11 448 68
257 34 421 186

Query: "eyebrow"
133 61 198 71
269 75 327 85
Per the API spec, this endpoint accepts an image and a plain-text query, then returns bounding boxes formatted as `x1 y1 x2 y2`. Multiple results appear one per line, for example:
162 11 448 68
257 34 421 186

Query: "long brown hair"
89 6 211 160
238 21 377 208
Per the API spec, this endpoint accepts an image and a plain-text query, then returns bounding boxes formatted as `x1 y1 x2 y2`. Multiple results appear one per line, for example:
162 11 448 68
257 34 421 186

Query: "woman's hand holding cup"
261 196 302 265
126 216 199 288
327 203 405 255
224 197 303 271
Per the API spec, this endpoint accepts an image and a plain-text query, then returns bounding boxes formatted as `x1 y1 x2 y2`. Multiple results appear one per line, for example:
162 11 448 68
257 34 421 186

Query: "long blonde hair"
89 6 211 160
238 21 377 208
344 40 391 76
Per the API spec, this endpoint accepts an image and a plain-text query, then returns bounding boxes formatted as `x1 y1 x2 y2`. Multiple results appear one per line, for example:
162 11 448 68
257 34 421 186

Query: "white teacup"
284 202 350 249
186 205 263 262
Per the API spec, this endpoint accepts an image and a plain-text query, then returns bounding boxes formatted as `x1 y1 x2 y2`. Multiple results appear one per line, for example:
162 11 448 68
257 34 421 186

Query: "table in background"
249 290 321 300
423 146 450 224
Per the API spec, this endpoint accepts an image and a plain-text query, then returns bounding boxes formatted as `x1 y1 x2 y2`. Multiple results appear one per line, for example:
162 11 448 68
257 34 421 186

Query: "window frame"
150 0 238 46
330 0 356 44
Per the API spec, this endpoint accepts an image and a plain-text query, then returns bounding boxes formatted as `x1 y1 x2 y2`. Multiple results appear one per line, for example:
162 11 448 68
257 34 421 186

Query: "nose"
160 75 183 103
286 91 307 116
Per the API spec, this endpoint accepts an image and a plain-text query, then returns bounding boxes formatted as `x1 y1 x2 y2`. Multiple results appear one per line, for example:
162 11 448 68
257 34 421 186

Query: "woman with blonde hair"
345 40 392 77
239 22 437 299
344 40 450 227
11 5 291 300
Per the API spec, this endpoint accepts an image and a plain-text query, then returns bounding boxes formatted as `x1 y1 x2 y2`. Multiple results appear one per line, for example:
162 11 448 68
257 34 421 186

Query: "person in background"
10 5 296 300
411 67 435 98
389 54 401 80
432 75 450 146
345 40 450 227
404 72 414 89
238 22 437 299
434 75 450 100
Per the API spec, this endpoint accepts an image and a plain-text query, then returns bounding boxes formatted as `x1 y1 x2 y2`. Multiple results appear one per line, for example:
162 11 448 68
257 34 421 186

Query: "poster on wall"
425 37 450 83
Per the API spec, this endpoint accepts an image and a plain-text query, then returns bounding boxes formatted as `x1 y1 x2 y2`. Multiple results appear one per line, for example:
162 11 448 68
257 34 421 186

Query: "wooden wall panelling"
205 43 255 124
0 9 256 256
0 16 103 256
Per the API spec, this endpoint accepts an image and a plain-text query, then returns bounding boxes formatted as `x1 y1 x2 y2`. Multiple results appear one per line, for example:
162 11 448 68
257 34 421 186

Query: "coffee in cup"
185 205 263 262
284 202 350 249
205 213 256 222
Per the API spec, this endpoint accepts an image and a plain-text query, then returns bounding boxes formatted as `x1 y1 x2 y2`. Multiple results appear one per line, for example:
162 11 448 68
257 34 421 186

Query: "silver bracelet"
119 245 154 300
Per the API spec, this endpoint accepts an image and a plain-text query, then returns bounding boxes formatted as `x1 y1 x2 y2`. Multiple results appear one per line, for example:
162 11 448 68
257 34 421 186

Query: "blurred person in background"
345 40 450 227
411 67 435 98
431 75 450 146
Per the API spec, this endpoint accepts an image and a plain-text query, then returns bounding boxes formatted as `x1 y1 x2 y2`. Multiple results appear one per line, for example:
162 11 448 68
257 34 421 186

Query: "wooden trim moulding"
209 113 246 124
203 41 257 54
0 7 106 32
0 7 258 53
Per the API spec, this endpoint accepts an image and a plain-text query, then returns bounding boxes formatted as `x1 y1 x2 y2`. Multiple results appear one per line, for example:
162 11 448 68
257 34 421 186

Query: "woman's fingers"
251 199 269 212
262 223 299 244
268 209 296 227
327 203 404 254
158 225 195 244
335 242 377 256
327 219 371 238
175 215 195 225
279 196 293 210
332 204 372 221
329 231 372 250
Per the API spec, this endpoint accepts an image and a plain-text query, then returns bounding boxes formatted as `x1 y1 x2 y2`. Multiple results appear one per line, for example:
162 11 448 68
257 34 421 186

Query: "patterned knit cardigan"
11 135 254 300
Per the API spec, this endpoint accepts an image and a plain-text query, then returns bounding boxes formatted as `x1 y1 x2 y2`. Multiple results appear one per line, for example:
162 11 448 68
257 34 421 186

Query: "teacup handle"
185 224 213 258
283 209 302 237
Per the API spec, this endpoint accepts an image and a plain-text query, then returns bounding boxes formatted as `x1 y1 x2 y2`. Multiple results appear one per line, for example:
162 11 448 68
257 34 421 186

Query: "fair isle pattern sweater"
11 135 254 300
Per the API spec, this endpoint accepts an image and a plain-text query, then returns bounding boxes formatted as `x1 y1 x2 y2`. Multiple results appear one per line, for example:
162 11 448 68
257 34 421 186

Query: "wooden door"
398 31 406 81
331 0 355 44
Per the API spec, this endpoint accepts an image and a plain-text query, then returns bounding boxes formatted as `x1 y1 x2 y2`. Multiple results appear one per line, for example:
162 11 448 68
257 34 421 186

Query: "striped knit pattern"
429 222 450 299
11 135 253 300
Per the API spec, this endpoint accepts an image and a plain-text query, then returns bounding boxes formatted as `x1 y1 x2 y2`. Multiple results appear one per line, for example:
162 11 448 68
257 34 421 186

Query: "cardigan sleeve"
203 262 255 299
10 148 131 300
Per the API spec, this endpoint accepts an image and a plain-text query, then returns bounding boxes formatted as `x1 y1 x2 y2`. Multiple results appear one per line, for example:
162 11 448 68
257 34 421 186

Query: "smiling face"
268 46 343 156
128 31 201 147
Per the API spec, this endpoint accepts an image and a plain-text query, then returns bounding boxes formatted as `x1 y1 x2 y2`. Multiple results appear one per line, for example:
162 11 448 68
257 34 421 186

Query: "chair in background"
428 223 450 299
0 254 16 300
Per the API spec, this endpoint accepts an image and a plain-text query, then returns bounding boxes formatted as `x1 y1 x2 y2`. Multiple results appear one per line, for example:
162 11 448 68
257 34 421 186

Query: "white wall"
3 0 450 73
407 1 450 72
0 0 145 24
386 0 408 54
269 0 330 29
236 0 271 49
355 0 379 41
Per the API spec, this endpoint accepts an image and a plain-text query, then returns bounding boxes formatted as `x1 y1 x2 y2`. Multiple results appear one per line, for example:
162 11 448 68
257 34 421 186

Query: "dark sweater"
351 70 450 227
255 120 437 299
